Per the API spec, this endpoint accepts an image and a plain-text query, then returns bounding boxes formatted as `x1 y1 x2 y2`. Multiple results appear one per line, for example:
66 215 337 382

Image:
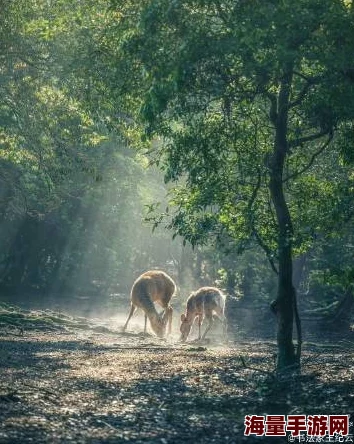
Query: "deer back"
131 270 176 308
186 287 225 319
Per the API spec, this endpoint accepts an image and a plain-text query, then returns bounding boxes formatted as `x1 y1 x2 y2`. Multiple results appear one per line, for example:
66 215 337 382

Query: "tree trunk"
269 171 298 371
269 66 301 372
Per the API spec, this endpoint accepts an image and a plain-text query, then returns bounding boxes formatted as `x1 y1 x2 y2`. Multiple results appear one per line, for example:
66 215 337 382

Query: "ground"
0 308 353 443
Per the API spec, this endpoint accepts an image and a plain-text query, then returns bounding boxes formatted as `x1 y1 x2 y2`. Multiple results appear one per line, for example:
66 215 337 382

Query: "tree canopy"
105 0 354 371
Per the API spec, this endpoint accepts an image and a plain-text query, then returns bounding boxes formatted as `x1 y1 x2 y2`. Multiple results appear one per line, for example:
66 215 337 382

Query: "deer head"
151 310 169 338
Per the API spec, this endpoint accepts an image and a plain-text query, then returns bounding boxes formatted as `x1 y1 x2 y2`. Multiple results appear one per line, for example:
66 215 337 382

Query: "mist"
0 139 205 333
0 136 352 342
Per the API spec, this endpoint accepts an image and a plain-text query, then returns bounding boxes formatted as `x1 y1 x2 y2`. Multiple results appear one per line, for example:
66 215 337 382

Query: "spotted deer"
122 270 175 338
180 287 226 342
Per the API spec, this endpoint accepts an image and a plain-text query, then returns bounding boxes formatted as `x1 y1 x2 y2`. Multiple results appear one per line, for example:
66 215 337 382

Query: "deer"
122 270 176 338
180 286 226 342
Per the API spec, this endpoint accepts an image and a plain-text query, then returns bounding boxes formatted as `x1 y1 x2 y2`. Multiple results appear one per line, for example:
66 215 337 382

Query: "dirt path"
0 328 353 443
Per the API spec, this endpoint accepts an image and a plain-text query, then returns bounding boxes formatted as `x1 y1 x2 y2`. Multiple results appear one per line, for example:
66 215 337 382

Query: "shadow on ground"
0 331 353 443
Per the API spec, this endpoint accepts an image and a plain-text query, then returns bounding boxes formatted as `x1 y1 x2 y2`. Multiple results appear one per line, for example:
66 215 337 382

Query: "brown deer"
122 270 175 338
180 287 226 342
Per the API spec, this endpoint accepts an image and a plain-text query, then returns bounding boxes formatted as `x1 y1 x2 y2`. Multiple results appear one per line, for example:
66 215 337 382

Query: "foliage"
105 0 354 261
0 0 185 302
0 0 109 219
104 0 354 370
301 222 354 309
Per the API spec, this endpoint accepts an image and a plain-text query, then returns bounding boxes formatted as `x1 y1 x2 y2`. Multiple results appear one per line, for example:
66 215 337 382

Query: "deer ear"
181 313 186 322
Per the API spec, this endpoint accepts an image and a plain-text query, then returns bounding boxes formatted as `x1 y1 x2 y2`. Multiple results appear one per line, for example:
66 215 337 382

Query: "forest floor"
0 305 353 443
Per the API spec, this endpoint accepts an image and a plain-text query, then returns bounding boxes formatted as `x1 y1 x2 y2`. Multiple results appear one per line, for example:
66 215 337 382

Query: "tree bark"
269 66 301 372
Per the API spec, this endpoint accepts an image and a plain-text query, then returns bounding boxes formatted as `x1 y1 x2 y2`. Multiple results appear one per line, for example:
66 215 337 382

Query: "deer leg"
144 313 148 335
201 313 214 339
215 309 228 341
220 314 228 341
197 315 202 340
123 304 136 332
167 306 173 335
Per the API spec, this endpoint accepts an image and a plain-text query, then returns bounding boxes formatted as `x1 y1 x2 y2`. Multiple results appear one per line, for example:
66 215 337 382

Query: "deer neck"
185 311 195 325
142 296 159 321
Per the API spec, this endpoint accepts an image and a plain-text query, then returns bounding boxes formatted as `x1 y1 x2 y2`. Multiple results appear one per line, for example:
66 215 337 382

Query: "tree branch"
284 132 333 182
289 81 314 109
253 228 279 275
247 170 279 275
288 129 330 149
